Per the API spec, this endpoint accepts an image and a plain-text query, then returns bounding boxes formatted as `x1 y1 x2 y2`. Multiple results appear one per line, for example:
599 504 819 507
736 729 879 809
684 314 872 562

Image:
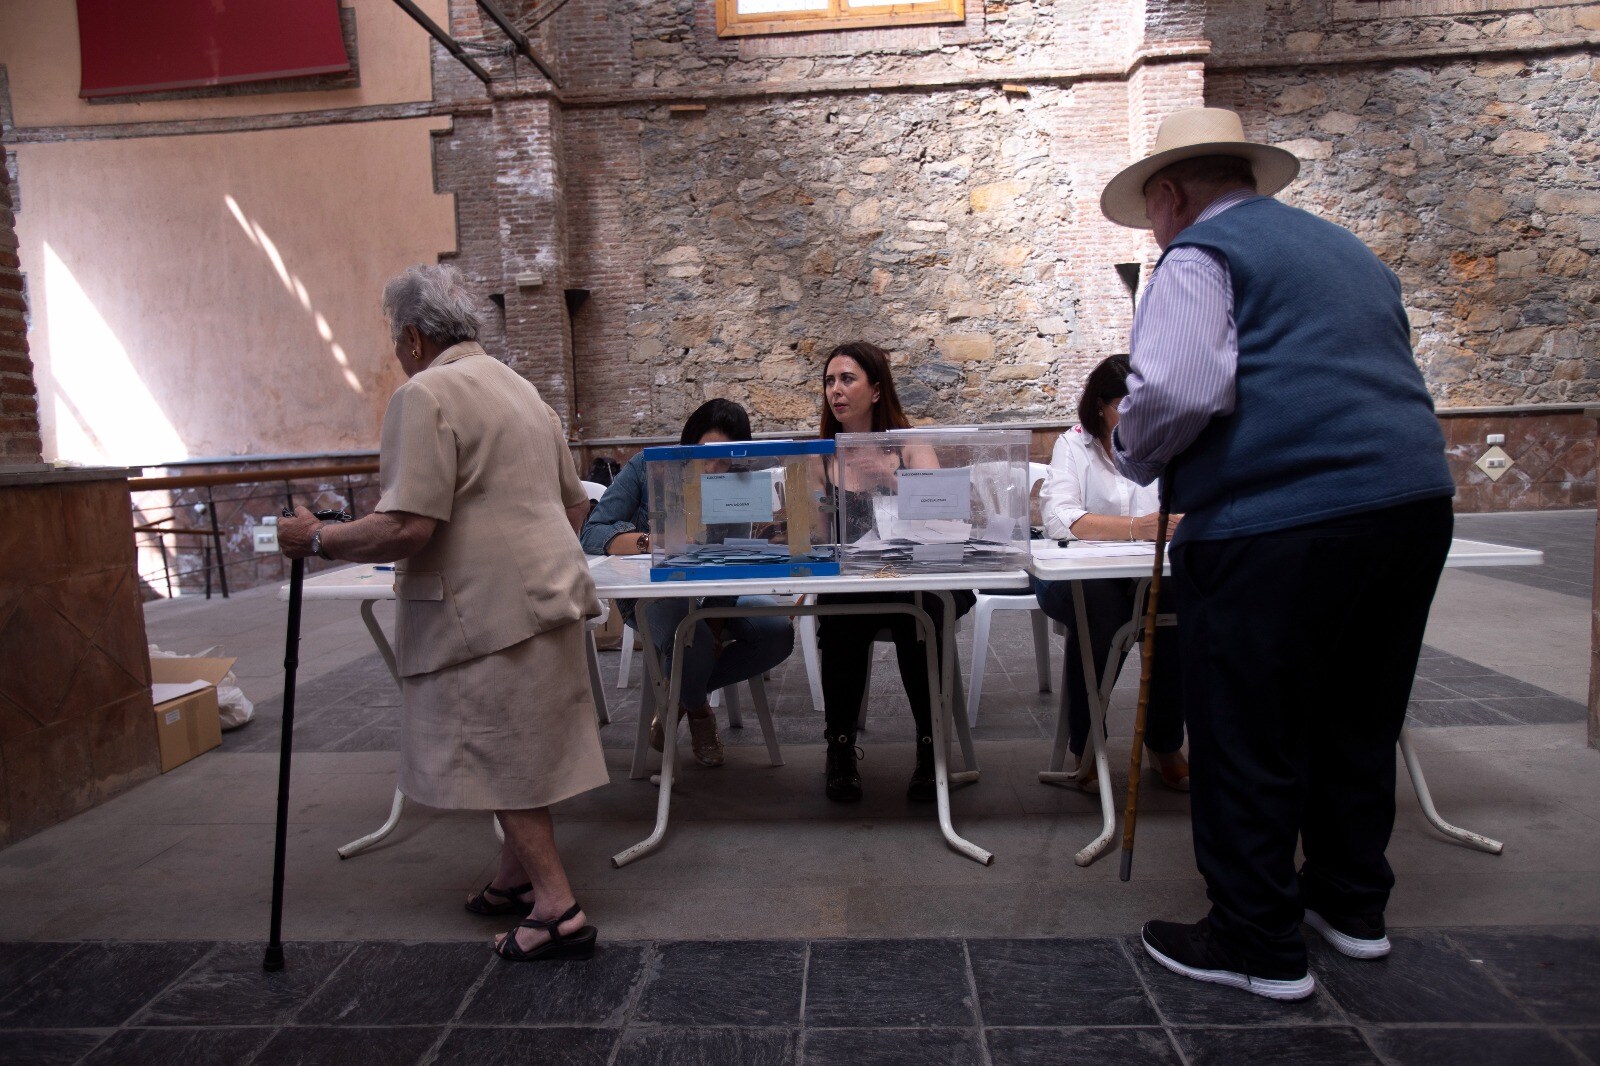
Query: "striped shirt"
1111 188 1257 487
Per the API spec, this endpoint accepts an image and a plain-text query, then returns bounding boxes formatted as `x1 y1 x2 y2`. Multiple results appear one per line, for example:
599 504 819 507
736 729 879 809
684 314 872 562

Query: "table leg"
612 610 692 868
629 608 671 780
360 600 400 686
921 592 991 864
337 603 412 859
337 786 406 859
1036 580 1119 868
1399 728 1504 854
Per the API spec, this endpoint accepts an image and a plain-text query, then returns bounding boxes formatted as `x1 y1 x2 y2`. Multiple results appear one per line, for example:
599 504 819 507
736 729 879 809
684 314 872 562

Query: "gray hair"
381 264 484 346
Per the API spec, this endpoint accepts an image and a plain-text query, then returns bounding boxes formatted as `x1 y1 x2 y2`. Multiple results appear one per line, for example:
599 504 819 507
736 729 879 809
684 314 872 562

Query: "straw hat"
1100 107 1300 229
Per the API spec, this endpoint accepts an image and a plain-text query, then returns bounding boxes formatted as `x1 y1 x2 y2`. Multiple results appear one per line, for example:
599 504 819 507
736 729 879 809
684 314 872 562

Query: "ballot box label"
701 472 775 523
896 467 971 520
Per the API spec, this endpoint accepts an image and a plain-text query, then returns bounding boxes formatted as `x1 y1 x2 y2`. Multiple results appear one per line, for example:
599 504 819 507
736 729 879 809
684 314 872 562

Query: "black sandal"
465 882 533 917
494 901 598 962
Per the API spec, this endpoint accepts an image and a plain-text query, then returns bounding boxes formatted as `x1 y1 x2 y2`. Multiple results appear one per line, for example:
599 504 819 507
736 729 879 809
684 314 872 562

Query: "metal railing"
128 461 379 599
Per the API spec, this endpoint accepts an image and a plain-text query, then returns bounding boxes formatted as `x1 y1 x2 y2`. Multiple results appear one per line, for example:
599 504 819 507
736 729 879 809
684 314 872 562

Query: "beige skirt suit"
377 342 608 810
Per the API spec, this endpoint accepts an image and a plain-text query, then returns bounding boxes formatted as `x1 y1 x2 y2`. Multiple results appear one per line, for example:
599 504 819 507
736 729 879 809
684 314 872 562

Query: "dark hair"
1077 354 1132 442
680 398 753 445
818 341 911 438
1145 154 1257 197
586 456 621 486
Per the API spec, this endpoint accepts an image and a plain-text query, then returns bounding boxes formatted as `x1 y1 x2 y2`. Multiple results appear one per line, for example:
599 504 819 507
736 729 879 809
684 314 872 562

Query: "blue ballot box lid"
641 438 835 462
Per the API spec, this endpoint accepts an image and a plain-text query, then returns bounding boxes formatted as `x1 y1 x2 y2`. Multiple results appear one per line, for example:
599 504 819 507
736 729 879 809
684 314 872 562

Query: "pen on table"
375 565 394 571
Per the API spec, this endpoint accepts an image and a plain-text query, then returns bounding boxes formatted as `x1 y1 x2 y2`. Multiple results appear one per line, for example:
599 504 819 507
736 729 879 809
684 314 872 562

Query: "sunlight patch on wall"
42 241 188 465
223 193 363 393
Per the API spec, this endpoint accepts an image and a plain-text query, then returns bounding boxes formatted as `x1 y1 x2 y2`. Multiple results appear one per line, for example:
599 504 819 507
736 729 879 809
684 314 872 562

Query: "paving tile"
0 944 79 995
431 1026 615 1065
611 1027 796 1066
802 1026 982 1065
1405 699 1515 728
1405 678 1459 700
805 939 975 1028
1450 929 1600 1025
78 1026 275 1065
1475 696 1588 725
1435 673 1556 699
1413 656 1494 680
295 943 487 1026
459 944 644 1027
0 942 211 1029
985 1026 1181 1066
1127 937 1343 1026
250 1025 440 1065
1309 932 1535 1024
1171 1025 1381 1065
633 940 803 1027
138 942 356 1026
967 937 1157 1027
0 1029 108 1064
1557 1029 1600 1063
1364 1026 1587 1066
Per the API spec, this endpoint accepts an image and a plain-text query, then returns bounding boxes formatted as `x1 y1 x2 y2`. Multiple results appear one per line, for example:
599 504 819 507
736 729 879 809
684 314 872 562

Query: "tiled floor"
223 627 1588 758
1455 510 1594 600
2 928 1597 1065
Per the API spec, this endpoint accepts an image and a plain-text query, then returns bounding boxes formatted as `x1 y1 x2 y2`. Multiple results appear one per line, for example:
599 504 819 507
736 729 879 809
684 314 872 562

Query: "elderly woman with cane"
279 264 608 963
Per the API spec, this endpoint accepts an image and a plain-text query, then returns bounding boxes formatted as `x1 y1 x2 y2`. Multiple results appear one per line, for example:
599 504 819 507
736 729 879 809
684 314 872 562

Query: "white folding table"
587 555 1029 867
284 557 1031 866
1028 536 1545 867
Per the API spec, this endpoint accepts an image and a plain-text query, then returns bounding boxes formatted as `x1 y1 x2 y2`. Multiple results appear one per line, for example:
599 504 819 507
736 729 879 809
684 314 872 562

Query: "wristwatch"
310 524 331 560
635 532 650 554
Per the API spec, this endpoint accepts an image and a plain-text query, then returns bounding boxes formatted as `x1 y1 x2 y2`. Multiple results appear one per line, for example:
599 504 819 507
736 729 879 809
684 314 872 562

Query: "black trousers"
1031 576 1184 758
816 590 974 740
1171 496 1453 968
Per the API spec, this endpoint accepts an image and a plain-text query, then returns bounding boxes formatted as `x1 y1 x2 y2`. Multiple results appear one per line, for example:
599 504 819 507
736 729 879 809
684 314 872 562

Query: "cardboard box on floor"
149 656 232 772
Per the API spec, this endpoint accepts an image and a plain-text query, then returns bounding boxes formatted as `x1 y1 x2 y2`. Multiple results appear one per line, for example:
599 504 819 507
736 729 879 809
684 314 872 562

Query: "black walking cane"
264 505 351 973
1119 508 1170 882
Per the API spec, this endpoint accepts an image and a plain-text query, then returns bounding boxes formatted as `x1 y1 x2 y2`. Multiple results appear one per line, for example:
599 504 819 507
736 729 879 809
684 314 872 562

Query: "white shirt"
1040 425 1161 540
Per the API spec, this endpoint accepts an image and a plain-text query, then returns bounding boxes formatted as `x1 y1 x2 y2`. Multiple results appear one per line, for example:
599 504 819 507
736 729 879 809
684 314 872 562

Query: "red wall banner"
77 0 351 98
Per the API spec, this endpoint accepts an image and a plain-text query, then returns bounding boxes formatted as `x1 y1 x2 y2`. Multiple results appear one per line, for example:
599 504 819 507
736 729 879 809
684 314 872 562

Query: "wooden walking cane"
1119 508 1170 882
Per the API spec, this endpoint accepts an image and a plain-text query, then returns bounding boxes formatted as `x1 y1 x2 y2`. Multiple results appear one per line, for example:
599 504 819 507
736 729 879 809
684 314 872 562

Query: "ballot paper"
1032 541 1154 561
700 471 775 523
895 467 971 520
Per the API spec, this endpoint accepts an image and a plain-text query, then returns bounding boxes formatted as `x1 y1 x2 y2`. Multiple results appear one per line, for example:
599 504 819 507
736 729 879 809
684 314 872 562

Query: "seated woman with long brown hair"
812 341 974 803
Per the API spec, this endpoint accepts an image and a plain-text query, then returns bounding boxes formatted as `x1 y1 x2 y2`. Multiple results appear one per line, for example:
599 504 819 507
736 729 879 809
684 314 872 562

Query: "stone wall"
513 0 1599 443
1207 47 1599 408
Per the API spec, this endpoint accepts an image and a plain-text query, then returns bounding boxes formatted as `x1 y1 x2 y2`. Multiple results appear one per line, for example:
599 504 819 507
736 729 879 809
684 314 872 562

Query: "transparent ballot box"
832 428 1032 574
644 438 839 582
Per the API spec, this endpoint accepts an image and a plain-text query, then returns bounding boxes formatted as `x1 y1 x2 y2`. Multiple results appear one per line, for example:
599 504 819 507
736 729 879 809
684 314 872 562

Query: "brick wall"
0 178 41 465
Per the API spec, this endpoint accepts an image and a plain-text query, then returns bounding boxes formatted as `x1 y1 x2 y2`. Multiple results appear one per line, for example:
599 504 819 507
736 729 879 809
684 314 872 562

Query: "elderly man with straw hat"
1103 108 1456 1000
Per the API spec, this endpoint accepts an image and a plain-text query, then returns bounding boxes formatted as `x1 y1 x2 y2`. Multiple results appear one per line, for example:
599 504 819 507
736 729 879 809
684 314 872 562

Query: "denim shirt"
579 451 650 557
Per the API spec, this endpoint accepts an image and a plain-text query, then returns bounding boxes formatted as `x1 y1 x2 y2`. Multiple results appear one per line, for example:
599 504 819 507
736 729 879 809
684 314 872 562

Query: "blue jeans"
633 596 796 711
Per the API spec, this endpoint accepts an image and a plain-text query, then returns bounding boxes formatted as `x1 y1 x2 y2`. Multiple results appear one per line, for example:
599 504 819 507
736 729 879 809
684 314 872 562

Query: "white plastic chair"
964 461 1053 727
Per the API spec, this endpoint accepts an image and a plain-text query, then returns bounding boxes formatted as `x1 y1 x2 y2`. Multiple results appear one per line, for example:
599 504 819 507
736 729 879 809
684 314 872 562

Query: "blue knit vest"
1159 196 1454 544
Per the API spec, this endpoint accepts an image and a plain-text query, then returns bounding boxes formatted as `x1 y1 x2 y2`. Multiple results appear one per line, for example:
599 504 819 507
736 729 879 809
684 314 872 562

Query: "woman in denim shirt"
580 399 795 766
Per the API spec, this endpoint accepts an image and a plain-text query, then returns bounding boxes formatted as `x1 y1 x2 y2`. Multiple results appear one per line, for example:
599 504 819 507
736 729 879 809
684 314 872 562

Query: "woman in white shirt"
1033 355 1188 793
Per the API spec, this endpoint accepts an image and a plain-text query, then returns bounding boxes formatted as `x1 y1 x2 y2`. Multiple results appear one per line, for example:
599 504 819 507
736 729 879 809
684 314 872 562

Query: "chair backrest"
579 480 608 503
1028 462 1049 494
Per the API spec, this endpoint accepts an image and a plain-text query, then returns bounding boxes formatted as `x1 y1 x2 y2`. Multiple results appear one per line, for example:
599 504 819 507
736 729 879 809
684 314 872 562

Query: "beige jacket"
376 342 600 678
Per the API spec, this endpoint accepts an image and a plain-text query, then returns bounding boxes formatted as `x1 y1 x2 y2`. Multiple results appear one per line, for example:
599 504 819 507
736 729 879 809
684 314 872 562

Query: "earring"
412 349 420 360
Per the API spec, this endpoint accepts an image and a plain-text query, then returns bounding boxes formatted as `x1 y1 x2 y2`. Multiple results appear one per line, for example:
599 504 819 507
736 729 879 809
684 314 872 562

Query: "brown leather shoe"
1151 750 1190 792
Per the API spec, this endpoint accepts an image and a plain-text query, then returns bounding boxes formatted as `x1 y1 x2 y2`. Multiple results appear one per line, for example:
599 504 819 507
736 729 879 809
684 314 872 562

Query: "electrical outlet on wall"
1475 445 1514 483
252 525 279 552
